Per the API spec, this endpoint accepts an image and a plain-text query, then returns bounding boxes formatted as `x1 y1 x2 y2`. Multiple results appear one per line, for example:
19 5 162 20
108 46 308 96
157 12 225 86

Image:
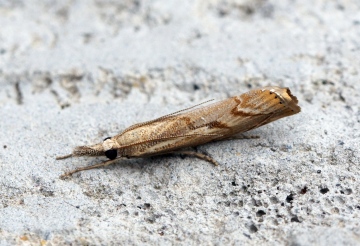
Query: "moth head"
102 137 118 160
70 137 117 160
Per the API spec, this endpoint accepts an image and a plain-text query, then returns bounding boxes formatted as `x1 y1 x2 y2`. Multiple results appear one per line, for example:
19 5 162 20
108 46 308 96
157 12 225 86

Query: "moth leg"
212 134 260 142
172 151 219 166
60 157 126 179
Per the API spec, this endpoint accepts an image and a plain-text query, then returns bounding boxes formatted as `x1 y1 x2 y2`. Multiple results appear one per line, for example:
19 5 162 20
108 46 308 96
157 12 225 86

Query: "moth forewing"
57 86 301 178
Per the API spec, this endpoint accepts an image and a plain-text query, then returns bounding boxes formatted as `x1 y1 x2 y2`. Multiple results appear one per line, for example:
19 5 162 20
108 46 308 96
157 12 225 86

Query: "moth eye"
105 149 117 160
103 137 111 141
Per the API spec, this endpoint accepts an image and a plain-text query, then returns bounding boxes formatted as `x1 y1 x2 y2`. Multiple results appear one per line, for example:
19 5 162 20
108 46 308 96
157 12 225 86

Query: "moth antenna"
56 154 73 160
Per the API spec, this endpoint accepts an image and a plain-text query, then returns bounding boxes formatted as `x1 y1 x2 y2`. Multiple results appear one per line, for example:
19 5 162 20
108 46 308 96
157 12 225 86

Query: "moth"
57 86 301 178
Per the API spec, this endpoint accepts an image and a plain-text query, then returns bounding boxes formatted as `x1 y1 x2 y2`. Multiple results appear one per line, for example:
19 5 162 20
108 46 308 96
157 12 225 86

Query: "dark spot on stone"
317 170 321 174
270 196 279 204
342 189 352 195
146 216 156 223
338 140 344 145
291 216 301 223
3 145 6 149
256 210 266 217
300 186 308 194
286 194 294 203
248 224 258 233
339 93 346 102
193 83 200 90
320 188 329 194
39 187 54 197
321 80 335 85
60 103 71 109
231 181 238 186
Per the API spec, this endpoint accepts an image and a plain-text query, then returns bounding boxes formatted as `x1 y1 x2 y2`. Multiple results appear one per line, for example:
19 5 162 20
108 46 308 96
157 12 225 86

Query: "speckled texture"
0 0 359 245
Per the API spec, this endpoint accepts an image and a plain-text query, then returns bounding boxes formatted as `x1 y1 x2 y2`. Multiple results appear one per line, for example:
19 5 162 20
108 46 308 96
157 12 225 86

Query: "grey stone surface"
0 0 359 245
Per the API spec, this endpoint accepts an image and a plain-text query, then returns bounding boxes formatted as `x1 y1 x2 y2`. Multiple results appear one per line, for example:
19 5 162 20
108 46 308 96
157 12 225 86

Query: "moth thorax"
103 137 116 151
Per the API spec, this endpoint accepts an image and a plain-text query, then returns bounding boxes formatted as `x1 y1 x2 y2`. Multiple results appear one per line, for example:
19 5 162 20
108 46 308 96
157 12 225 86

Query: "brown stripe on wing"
207 120 231 129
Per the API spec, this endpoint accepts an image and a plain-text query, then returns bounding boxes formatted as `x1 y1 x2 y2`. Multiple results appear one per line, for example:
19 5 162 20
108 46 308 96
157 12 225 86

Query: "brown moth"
57 86 301 178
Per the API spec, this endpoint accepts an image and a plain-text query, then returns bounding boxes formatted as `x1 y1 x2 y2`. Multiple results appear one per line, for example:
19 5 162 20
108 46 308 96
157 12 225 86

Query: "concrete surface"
0 0 359 245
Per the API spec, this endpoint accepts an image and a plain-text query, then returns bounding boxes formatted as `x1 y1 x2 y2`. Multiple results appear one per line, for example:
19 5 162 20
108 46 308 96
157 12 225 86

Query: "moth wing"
118 99 214 136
